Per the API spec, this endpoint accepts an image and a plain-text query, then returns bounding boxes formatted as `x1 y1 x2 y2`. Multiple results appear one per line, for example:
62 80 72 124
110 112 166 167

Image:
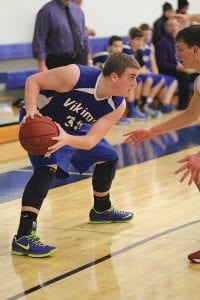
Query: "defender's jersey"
37 65 124 133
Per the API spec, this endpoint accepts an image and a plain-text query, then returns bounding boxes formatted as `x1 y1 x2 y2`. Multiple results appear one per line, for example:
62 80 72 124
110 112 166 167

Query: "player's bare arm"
23 65 80 120
123 77 200 146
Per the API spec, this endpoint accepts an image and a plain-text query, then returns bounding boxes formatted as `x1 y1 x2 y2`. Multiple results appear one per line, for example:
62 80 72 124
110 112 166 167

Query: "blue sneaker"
89 207 133 223
117 117 132 125
12 231 57 258
141 104 161 118
128 107 148 120
157 103 175 113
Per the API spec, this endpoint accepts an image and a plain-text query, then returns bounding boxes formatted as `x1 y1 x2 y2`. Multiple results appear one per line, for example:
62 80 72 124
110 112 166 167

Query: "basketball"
19 116 59 155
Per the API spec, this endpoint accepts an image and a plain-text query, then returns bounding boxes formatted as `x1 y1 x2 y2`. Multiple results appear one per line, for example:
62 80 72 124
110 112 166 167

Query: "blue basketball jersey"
20 64 122 173
38 64 124 133
141 42 151 72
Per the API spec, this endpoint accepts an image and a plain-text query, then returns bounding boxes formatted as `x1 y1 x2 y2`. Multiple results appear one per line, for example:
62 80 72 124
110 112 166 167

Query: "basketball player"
123 25 200 263
12 53 139 257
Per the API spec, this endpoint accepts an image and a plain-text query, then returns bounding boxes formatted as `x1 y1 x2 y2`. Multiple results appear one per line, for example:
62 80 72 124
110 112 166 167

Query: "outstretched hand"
175 152 200 185
123 128 154 146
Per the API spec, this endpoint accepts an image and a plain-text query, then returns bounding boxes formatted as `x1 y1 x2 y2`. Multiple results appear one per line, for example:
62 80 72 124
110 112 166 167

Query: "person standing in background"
152 2 174 46
176 0 189 15
71 0 96 37
155 17 197 110
32 0 90 72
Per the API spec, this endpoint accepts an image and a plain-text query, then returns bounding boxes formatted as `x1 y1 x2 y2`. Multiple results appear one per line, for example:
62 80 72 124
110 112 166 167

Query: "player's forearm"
150 109 196 136
24 76 40 114
189 14 200 23
66 134 97 150
38 59 48 72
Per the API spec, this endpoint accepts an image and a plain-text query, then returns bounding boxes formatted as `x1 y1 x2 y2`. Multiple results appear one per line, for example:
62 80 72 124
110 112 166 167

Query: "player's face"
129 37 144 51
176 41 199 69
142 30 152 44
109 41 123 55
114 68 138 96
165 19 180 38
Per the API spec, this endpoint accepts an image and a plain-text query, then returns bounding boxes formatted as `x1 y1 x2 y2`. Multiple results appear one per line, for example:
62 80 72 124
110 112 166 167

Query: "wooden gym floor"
0 112 200 300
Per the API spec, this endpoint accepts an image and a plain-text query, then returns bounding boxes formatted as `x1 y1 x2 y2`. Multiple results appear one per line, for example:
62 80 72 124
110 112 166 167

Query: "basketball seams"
19 116 59 155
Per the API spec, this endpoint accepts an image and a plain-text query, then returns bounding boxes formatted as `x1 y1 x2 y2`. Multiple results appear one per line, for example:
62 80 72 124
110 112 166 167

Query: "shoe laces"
109 207 127 216
27 231 46 247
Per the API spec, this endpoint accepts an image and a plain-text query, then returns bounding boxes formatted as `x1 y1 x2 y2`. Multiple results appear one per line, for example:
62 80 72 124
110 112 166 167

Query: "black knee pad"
22 166 56 209
92 159 118 192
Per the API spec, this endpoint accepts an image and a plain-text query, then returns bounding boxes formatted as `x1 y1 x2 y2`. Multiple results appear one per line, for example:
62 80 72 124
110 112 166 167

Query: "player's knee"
92 159 118 192
22 166 56 209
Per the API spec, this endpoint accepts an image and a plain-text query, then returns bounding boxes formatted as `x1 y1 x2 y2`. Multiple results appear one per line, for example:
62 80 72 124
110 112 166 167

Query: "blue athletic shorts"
19 108 118 174
138 73 176 88
138 74 164 87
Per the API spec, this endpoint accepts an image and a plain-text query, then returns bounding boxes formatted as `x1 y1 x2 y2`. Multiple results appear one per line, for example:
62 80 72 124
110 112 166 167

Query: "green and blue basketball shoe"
89 207 133 223
12 229 57 258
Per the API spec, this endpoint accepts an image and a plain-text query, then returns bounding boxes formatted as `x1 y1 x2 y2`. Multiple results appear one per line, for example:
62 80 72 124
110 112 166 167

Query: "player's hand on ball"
47 123 69 153
123 128 154 146
22 110 43 124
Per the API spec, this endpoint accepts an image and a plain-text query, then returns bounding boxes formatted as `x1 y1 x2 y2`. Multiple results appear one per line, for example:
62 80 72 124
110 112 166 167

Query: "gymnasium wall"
0 0 199 44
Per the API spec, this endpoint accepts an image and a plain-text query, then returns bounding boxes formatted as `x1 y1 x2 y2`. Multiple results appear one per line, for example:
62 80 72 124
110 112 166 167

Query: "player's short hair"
128 27 143 39
139 23 152 31
162 2 173 12
108 35 123 46
176 25 200 47
103 52 140 77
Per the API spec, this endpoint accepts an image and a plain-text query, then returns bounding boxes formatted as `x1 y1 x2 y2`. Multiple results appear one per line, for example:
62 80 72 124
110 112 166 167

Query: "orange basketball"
19 116 59 155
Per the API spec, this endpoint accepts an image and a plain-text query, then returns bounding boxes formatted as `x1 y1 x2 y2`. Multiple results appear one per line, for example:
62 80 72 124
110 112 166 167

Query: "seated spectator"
123 27 163 118
140 23 177 113
93 35 123 69
155 17 198 109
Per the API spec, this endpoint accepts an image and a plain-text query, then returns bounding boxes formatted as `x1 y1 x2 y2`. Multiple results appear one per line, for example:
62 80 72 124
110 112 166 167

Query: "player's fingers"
123 131 135 136
195 171 200 185
51 136 59 140
174 163 188 174
188 170 197 185
131 141 140 147
54 122 63 133
177 156 189 163
47 143 59 152
124 136 139 144
35 111 42 117
124 137 134 143
180 169 191 183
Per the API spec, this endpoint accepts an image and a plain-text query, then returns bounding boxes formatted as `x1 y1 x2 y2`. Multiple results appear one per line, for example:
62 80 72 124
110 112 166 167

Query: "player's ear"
193 45 199 56
110 72 119 82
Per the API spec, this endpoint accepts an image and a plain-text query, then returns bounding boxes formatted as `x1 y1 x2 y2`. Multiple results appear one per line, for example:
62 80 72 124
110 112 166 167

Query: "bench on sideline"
0 37 128 90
